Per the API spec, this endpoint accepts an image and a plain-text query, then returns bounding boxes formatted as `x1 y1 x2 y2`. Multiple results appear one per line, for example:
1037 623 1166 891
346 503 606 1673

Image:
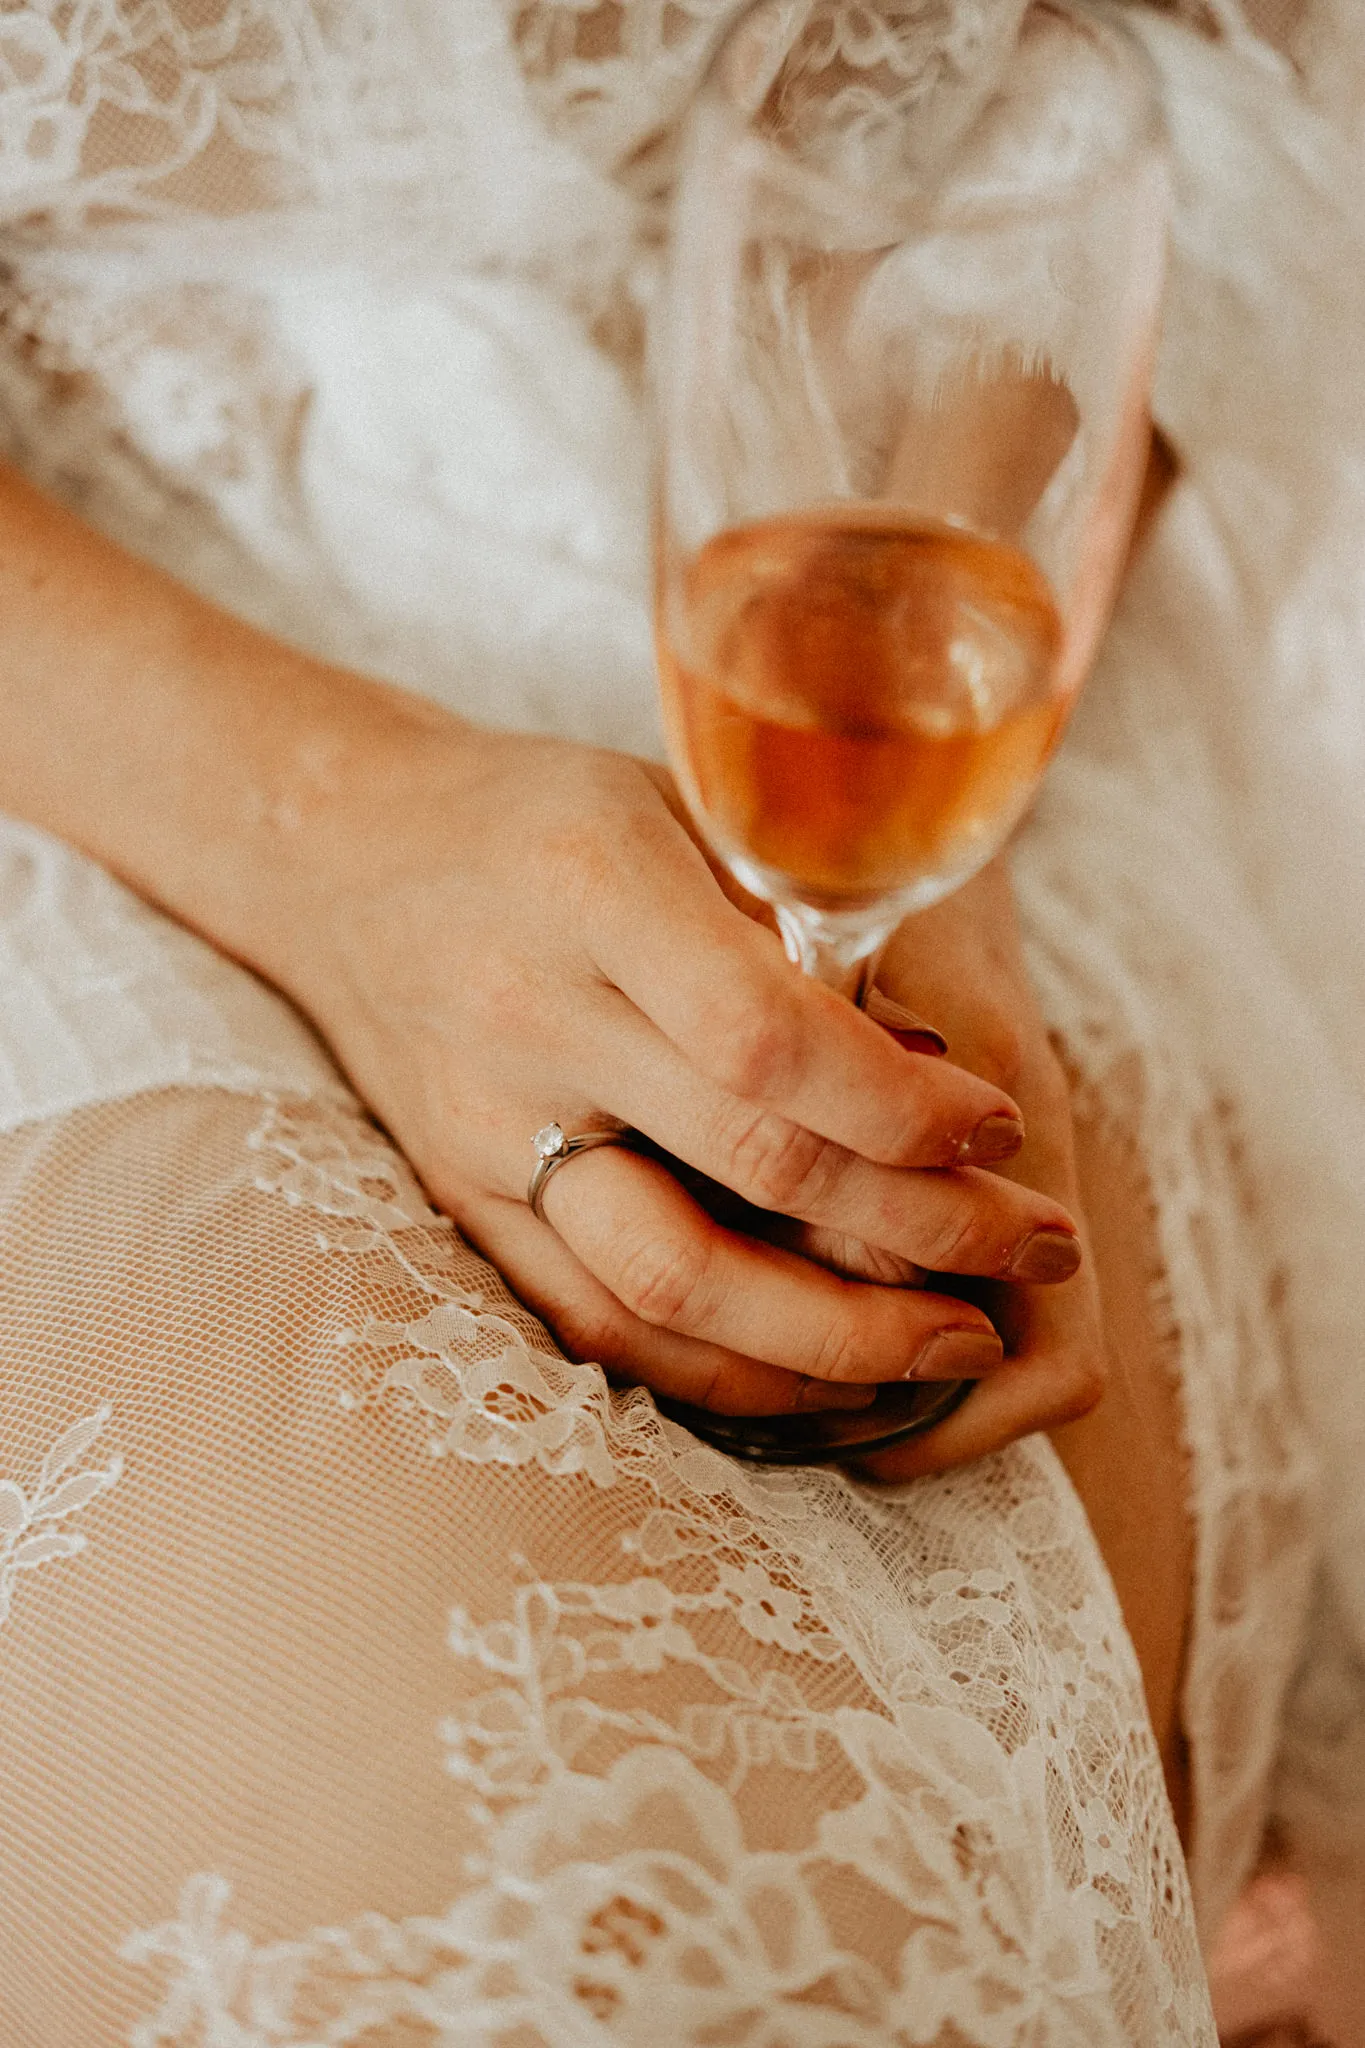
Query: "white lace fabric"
0 1086 1214 2044
1015 757 1323 1937
0 0 1361 2038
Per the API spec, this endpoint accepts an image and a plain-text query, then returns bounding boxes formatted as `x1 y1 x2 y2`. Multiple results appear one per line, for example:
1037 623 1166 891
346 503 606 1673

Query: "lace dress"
1 2 1363 2041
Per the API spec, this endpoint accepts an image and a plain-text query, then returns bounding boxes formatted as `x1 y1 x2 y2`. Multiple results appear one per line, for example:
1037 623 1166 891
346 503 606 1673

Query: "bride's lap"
0 1090 492 2038
0 1085 1209 2045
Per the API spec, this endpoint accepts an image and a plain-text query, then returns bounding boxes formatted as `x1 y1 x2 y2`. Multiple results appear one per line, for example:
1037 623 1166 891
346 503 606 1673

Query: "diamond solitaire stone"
533 1122 567 1159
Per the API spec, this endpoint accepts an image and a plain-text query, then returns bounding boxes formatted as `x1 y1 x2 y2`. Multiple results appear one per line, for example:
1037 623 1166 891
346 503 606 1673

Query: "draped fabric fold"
0 1 1360 2038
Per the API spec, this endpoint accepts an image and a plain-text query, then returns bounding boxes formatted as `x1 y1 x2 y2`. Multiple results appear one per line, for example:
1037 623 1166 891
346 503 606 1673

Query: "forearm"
0 466 1104 1468
0 461 460 987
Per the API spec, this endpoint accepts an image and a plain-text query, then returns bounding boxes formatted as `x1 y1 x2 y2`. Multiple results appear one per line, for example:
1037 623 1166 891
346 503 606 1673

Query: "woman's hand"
0 461 1107 1463
855 859 1106 1478
266 714 1085 1421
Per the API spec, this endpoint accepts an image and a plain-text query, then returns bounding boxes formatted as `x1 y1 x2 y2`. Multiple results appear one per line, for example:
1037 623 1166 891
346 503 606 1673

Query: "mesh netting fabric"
0 0 1362 2038
0 1085 1215 2046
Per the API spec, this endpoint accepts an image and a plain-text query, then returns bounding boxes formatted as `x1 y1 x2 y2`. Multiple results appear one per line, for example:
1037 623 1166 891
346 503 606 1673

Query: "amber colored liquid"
657 512 1068 909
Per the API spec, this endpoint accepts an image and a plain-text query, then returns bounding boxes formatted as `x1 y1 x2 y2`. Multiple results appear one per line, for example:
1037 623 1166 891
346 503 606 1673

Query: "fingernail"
906 1328 1003 1380
1006 1228 1083 1283
863 988 948 1056
959 1113 1025 1166
797 1378 878 1411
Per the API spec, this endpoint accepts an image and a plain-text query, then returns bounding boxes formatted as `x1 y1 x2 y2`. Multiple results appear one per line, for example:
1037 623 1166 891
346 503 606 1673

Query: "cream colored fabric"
0 0 1360 2038
0 1086 1214 2045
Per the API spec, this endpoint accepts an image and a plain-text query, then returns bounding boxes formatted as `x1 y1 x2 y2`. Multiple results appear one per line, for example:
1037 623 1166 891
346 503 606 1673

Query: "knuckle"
613 1229 712 1329
690 1357 757 1416
688 1354 729 1409
847 1241 923 1285
728 1110 836 1214
706 989 800 1102
804 1223 921 1284
805 1314 867 1385
464 949 536 1034
538 766 660 908
542 820 624 921
920 1200 993 1274
880 1098 947 1169
547 1294 624 1366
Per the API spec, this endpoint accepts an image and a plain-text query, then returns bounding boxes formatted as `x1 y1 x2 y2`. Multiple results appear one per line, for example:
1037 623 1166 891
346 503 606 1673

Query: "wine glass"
651 0 1168 1461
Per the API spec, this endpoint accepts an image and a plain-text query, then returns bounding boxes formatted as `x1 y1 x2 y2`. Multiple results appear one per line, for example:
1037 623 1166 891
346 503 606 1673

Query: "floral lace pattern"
249 1095 630 1485
116 1089 1215 2045
512 0 1030 197
0 0 424 225
0 1404 121 1628
1017 755 1320 1937
0 0 1350 2036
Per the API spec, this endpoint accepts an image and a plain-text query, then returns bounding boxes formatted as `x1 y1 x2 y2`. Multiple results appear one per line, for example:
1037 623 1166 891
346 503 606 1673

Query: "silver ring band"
528 1122 639 1221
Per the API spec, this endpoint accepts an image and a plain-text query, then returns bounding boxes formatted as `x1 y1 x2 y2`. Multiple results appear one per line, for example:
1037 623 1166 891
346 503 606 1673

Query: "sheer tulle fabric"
0 1086 1214 2045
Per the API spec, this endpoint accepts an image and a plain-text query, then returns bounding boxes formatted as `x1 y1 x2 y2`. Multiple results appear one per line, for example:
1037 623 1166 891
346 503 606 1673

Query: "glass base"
654 1377 971 1465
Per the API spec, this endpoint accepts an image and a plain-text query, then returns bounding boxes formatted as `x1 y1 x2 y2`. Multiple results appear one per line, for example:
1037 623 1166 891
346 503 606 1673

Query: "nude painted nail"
959 1113 1025 1166
905 1328 1003 1380
1006 1228 1083 1283
863 987 948 1056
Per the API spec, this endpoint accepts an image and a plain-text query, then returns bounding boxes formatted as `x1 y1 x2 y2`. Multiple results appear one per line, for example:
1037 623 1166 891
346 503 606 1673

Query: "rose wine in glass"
658 512 1065 917
651 0 1168 1460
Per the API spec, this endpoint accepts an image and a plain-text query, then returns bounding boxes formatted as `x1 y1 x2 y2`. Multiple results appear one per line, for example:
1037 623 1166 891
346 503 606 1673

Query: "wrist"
192 666 479 1000
0 462 485 997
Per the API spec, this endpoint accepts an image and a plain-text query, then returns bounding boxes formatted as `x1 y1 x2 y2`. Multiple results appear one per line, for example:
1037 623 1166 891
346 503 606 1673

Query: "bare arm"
0 459 1095 1437
0 461 439 983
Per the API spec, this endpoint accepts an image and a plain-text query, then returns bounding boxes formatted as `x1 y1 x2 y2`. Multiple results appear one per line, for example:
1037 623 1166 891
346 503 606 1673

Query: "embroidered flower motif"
582 1578 695 1674
714 1559 808 1653
117 1074 1210 2044
121 1741 1191 2047
0 1404 122 1628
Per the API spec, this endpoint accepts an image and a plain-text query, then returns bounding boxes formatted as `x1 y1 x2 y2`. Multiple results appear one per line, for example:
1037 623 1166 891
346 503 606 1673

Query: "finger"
572 993 1082 1279
582 828 1026 1167
854 1275 1106 1480
627 1162 927 1282
660 1166 926 1282
767 994 930 1278
862 987 947 1057
753 1214 926 1286
539 1142 1006 1384
463 1191 876 1415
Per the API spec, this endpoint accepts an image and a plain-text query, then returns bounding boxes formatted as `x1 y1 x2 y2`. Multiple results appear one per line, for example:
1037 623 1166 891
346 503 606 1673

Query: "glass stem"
774 903 893 1007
